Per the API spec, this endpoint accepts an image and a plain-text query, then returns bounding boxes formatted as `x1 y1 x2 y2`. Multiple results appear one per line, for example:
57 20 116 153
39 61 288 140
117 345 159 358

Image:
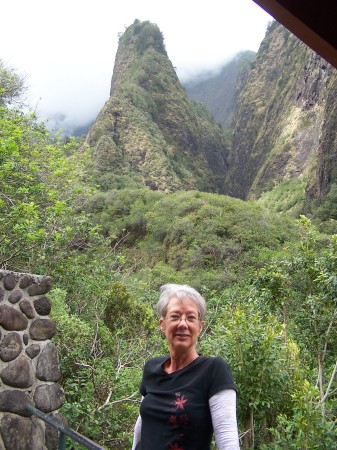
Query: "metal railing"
25 405 105 450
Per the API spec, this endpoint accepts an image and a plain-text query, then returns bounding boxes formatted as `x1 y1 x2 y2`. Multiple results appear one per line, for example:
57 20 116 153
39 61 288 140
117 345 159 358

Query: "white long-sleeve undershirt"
209 389 240 449
131 389 240 449
131 414 142 450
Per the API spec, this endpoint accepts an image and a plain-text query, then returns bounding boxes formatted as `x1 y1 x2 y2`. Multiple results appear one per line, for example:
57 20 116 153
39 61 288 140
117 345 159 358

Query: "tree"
201 299 302 449
0 59 26 106
254 217 337 418
261 382 337 449
0 103 93 272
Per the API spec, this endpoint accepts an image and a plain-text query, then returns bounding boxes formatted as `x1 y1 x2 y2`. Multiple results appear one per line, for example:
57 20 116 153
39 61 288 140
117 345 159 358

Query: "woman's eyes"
168 314 198 322
170 314 180 321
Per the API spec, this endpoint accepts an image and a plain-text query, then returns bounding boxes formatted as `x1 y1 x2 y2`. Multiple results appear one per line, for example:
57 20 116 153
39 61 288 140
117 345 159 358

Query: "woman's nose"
177 317 188 326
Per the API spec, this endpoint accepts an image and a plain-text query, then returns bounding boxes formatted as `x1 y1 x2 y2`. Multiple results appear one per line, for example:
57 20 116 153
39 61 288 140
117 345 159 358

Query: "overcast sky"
1 0 272 132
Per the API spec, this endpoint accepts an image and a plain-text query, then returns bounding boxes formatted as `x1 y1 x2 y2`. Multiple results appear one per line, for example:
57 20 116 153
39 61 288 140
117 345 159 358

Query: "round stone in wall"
36 343 61 381
20 298 36 319
0 355 34 388
23 333 29 345
19 274 34 289
3 273 17 290
27 276 52 296
33 296 51 315
34 383 65 413
8 289 23 304
29 318 56 340
1 413 45 450
0 304 28 331
0 332 22 362
26 343 41 359
0 390 33 416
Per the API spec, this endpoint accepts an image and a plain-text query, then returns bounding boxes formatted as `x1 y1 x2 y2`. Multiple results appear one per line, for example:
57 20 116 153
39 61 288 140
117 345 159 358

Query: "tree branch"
96 390 139 411
321 359 337 403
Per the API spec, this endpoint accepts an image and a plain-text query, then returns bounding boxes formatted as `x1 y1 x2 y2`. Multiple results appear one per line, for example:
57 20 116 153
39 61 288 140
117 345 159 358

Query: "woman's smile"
175 333 191 338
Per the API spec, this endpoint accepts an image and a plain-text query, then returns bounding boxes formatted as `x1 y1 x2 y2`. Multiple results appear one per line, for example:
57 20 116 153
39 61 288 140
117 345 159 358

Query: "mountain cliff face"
84 20 228 193
225 21 336 209
85 19 337 221
184 51 255 128
304 70 337 216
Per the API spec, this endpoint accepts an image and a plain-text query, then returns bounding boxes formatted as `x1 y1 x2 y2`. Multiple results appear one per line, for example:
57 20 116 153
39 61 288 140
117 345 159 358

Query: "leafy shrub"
262 383 337 449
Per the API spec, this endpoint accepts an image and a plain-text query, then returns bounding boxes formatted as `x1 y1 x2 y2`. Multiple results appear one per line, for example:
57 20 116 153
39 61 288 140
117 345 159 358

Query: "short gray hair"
156 284 206 321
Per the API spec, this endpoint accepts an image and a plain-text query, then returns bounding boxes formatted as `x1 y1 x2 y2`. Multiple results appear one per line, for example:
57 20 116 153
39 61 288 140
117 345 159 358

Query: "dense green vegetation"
1 60 337 449
84 188 299 294
257 177 307 217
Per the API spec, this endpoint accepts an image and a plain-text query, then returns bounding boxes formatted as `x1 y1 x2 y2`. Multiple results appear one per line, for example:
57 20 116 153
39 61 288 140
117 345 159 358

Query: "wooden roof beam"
252 0 337 69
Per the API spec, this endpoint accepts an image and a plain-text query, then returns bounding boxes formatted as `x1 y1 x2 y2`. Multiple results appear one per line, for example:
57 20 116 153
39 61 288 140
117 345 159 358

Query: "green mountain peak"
85 20 229 193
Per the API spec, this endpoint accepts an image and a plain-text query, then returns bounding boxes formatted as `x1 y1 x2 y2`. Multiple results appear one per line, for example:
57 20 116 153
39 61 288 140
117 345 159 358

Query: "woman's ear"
159 317 165 332
198 320 205 335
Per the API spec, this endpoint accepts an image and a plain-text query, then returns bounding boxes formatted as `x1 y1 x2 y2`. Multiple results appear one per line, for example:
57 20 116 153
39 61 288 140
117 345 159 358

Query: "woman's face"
160 296 204 353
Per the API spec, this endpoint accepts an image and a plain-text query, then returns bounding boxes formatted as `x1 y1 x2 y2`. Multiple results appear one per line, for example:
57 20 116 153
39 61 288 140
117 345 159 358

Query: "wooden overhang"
252 0 337 69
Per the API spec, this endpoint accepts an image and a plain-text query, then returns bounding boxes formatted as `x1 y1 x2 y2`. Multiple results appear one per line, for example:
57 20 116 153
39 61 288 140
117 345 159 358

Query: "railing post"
58 432 67 450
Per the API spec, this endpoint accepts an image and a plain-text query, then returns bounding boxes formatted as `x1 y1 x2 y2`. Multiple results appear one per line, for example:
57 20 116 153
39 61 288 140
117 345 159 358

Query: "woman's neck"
164 348 199 374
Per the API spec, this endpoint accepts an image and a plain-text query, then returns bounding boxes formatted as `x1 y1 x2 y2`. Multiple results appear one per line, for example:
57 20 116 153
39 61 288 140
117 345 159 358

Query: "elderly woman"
132 284 240 450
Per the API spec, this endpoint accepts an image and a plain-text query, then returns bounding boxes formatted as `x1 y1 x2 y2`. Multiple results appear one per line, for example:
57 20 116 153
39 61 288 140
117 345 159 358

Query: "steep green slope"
85 20 229 193
304 70 337 222
226 21 336 211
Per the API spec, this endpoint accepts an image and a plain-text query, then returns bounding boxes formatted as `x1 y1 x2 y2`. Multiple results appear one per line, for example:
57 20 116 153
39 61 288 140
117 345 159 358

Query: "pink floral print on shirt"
174 394 188 410
169 443 184 450
167 392 190 449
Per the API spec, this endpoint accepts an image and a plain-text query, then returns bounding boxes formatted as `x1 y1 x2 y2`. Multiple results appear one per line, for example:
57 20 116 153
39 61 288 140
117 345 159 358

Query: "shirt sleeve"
208 357 237 399
209 389 240 449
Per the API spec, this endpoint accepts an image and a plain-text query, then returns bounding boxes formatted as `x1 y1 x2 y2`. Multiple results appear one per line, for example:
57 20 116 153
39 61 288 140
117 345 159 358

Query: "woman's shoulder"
199 356 236 395
145 356 168 364
199 355 229 367
198 356 234 377
143 356 168 370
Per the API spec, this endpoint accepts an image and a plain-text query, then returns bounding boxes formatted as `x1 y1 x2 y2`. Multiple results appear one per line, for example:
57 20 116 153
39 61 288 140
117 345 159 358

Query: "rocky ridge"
84 20 229 193
225 21 336 213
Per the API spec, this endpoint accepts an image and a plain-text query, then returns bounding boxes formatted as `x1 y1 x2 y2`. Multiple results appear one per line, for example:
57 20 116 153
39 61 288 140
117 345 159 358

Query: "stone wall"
0 270 65 450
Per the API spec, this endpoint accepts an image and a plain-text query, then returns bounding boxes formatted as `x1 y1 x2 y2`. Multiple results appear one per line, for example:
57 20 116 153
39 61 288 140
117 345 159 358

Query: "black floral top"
137 356 236 450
